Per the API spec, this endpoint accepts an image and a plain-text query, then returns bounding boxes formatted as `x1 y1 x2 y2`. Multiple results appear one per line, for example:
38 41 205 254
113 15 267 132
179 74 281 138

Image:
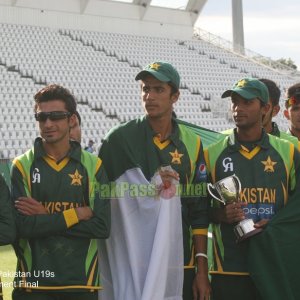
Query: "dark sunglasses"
35 111 71 122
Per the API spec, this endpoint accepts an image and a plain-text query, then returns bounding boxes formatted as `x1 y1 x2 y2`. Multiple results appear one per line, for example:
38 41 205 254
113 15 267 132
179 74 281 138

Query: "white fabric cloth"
98 168 183 300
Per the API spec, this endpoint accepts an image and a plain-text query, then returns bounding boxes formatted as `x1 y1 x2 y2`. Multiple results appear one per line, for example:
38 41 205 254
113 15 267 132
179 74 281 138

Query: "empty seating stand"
0 23 297 159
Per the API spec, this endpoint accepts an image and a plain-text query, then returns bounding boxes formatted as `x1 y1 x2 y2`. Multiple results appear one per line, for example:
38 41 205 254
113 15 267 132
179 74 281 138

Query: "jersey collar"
227 128 270 152
33 137 82 163
145 116 181 148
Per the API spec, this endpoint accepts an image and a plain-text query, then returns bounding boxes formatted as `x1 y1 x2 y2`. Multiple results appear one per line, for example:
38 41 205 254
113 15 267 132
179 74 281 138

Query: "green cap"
135 61 180 89
222 78 269 104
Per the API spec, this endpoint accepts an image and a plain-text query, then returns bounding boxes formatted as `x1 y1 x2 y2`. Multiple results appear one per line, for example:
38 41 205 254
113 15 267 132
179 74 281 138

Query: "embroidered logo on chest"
69 169 83 185
32 168 41 183
222 157 233 172
169 149 183 164
261 156 277 172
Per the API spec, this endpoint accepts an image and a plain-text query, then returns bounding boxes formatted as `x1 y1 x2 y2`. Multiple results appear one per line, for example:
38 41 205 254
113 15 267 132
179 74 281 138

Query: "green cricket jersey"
0 174 15 245
11 138 110 292
0 174 15 300
223 122 300 150
99 115 209 267
270 122 300 150
204 129 300 275
248 186 300 299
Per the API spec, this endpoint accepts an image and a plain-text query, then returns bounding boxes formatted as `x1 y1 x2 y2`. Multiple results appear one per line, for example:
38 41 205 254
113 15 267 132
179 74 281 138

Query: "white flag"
98 168 183 300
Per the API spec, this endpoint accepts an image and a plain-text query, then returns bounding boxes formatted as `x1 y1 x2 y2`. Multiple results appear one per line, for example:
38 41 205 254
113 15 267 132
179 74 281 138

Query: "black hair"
285 82 300 108
34 84 77 114
287 82 300 98
168 83 179 96
259 78 281 106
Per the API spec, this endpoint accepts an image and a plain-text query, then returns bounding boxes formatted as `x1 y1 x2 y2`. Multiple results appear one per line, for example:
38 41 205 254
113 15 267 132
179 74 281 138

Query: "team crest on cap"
169 149 184 164
236 79 247 88
69 169 83 186
261 156 277 172
149 63 160 70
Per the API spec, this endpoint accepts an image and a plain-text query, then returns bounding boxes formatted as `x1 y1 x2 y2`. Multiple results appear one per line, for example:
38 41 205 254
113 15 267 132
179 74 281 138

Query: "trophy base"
236 227 263 243
234 219 263 243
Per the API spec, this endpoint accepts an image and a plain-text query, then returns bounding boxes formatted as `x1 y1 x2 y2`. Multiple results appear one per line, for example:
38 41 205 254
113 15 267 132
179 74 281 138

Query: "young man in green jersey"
204 78 300 300
0 174 15 245
284 83 300 140
223 78 300 149
260 78 299 148
98 62 211 300
0 174 16 300
11 84 110 300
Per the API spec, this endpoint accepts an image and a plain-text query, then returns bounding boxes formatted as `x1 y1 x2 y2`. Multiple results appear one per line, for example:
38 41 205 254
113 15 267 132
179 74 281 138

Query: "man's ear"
171 91 180 104
69 113 76 127
283 109 290 120
262 103 271 116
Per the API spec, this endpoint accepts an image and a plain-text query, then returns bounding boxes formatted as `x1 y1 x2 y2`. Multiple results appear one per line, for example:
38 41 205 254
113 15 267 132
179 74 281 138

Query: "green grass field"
0 245 16 300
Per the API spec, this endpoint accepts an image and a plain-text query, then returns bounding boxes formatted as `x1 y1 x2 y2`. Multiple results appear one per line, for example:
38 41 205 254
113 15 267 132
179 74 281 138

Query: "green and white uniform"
99 116 208 300
204 129 300 275
11 138 110 294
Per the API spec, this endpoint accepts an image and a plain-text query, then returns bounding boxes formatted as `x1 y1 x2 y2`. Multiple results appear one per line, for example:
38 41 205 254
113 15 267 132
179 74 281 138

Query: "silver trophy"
207 174 262 242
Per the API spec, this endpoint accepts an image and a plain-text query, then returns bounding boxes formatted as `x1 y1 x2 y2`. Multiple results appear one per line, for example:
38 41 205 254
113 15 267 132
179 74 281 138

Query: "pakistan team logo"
169 149 183 164
69 169 83 186
261 156 277 172
148 62 160 70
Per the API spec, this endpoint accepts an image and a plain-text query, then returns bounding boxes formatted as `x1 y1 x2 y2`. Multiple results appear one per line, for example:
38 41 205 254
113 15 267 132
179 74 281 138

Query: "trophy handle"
232 174 241 194
207 183 226 205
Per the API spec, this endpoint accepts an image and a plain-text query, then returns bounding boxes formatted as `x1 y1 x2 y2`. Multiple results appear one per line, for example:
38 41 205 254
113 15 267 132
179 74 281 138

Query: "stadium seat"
0 22 297 160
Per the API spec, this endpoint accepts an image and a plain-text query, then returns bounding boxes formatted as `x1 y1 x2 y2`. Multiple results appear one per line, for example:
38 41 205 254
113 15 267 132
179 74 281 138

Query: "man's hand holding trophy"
207 174 263 242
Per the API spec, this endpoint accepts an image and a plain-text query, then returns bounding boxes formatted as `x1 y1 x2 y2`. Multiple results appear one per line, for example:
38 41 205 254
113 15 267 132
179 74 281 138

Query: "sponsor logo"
32 168 40 183
222 157 233 172
239 188 277 222
199 163 206 175
196 163 207 180
243 204 275 222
